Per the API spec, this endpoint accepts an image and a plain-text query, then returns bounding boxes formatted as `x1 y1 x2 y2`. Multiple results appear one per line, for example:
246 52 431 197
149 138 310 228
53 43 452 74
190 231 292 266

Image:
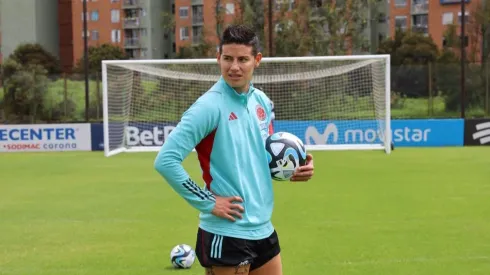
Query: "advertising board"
0 123 92 152
91 119 464 150
91 122 177 151
464 119 490 146
273 119 464 147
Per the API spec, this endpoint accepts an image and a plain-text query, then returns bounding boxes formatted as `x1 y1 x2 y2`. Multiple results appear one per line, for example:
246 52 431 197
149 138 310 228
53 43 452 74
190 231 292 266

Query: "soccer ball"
170 244 195 269
265 132 307 181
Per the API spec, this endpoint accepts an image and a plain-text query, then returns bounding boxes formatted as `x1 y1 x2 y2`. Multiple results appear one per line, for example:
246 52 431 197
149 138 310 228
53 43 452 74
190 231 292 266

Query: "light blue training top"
154 76 275 240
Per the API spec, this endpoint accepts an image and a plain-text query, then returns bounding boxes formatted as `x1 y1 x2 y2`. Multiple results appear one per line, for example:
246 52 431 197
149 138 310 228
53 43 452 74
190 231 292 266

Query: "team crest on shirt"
256 104 266 121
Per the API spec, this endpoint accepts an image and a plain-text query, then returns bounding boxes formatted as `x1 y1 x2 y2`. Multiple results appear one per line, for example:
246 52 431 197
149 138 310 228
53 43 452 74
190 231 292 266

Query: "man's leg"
204 263 251 275
248 230 282 275
248 254 282 275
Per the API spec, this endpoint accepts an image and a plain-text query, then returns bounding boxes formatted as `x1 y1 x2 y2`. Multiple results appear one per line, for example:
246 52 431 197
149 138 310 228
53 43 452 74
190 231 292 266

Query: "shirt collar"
218 76 255 99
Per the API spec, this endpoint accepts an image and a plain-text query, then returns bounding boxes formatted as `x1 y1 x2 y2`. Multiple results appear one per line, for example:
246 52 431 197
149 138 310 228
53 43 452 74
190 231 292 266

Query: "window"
180 27 189 40
378 13 387 23
413 14 428 26
395 0 406 7
91 30 99 40
395 16 407 31
111 9 120 23
226 3 235 14
275 0 294 10
179 7 189 18
82 30 90 37
379 33 385 43
111 29 121 43
91 10 99 21
458 11 469 24
442 12 453 25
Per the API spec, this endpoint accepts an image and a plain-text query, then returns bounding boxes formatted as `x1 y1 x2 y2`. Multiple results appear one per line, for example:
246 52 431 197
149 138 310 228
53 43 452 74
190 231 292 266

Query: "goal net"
102 55 391 157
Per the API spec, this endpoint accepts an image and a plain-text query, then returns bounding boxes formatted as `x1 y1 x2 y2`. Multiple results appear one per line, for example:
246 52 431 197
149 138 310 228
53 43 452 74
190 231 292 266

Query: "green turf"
1 148 490 274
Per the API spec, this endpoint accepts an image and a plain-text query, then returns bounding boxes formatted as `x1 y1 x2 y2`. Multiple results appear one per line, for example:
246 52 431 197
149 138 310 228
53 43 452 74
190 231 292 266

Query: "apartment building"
58 0 173 72
174 0 237 53
390 0 480 50
121 0 173 59
0 0 59 62
59 0 123 71
173 0 388 55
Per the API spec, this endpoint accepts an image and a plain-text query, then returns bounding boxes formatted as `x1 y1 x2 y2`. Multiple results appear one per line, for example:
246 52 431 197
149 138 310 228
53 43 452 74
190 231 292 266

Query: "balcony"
192 35 202 45
192 16 204 25
123 17 145 29
126 49 148 59
411 2 428 14
123 0 143 9
124 37 146 49
412 24 428 35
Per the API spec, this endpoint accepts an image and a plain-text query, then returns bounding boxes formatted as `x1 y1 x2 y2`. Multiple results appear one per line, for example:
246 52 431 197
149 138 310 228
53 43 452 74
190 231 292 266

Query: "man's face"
217 43 262 93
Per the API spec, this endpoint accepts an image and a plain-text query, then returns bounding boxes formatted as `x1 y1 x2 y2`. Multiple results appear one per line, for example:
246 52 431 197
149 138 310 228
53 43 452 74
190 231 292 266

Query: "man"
154 24 314 275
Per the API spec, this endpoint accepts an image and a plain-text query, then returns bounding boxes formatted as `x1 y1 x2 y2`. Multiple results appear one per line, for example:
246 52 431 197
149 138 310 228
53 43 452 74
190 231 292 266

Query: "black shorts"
195 227 281 271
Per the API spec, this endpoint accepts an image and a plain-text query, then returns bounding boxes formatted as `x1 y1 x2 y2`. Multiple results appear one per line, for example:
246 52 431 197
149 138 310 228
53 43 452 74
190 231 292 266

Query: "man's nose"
230 60 240 71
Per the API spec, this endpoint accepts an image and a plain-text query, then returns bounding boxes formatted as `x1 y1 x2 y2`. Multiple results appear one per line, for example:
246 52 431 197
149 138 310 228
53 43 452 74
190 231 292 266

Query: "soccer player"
154 24 314 275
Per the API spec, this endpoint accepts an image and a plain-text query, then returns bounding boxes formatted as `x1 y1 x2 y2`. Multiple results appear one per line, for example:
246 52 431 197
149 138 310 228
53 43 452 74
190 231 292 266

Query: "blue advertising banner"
90 119 465 151
273 119 464 147
91 122 177 151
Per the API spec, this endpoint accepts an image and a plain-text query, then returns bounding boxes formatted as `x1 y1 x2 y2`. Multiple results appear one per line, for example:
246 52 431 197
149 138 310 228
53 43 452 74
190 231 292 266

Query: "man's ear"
255 52 263 68
216 52 221 65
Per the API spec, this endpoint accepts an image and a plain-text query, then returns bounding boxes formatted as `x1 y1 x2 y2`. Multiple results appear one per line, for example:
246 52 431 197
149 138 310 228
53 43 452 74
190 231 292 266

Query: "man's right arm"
153 93 220 214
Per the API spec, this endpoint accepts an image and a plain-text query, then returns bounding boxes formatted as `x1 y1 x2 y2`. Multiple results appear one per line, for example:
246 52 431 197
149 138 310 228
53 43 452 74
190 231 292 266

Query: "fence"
0 62 489 124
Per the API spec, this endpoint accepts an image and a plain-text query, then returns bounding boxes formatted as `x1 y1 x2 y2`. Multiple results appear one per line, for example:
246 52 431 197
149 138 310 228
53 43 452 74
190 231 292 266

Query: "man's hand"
211 195 244 222
290 154 314 182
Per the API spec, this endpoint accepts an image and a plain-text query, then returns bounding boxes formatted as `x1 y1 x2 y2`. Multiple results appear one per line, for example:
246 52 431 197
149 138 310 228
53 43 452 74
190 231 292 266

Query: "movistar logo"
305 123 338 145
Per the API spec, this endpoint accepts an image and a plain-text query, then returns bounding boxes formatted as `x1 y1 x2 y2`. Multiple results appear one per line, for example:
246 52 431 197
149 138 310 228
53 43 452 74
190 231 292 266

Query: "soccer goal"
102 55 391 157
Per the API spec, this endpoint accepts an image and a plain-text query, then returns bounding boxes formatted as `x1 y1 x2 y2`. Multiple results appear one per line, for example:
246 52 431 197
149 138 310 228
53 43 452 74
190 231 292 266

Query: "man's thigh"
195 227 255 273
249 230 281 272
249 254 282 275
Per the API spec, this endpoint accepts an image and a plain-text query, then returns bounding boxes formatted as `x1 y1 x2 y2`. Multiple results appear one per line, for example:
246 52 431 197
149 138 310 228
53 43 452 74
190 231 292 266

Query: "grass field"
1 148 490 275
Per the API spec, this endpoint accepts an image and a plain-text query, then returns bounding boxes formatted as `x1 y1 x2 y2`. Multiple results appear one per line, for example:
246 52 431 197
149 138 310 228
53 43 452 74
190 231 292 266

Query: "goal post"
102 55 391 157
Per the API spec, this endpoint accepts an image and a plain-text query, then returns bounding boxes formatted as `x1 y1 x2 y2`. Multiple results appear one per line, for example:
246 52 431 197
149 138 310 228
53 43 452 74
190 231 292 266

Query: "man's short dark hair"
219 24 260 56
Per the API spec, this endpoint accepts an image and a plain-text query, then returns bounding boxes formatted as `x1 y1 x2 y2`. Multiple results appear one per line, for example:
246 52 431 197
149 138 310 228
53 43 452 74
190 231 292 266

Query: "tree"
233 0 266 52
271 0 373 57
2 58 50 123
74 43 127 74
465 1 490 63
377 30 439 98
7 43 61 75
441 6 490 115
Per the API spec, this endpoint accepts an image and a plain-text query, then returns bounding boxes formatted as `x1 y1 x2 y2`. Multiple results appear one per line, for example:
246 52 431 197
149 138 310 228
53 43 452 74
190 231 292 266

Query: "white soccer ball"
170 244 196 269
265 132 307 181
